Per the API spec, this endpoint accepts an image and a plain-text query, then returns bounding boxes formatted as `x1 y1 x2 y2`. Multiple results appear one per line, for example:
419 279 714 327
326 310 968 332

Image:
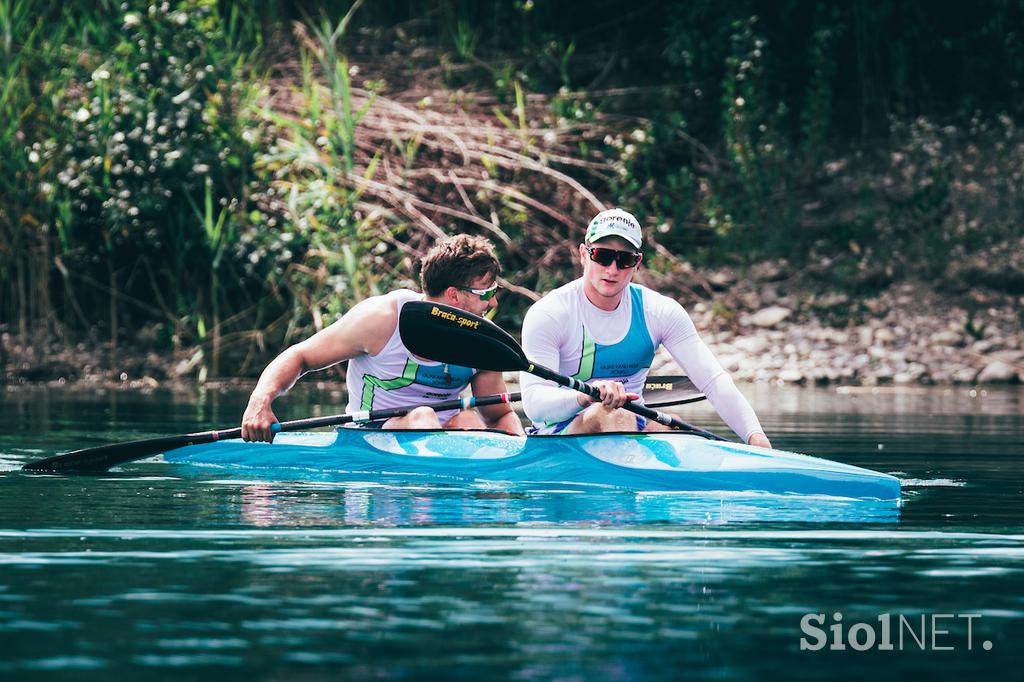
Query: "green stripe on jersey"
361 359 419 411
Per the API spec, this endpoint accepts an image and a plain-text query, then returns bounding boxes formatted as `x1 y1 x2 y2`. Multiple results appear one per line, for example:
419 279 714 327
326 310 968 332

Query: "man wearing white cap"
520 207 772 446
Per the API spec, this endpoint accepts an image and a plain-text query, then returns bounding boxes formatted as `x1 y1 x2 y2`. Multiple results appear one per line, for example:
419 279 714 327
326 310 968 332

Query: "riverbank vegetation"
2 0 1022 383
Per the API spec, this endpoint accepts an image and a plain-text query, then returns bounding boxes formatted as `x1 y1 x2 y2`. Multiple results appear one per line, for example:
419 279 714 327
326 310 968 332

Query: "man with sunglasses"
520 208 771 447
241 234 524 441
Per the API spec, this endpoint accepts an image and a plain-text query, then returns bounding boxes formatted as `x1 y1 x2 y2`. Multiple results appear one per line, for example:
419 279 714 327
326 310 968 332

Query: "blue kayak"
165 429 901 501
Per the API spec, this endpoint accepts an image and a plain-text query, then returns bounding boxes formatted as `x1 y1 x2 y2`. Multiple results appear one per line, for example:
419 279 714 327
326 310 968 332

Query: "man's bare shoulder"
338 290 405 331
331 289 422 353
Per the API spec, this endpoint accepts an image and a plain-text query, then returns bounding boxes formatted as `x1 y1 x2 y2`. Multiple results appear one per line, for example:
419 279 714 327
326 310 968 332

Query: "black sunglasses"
586 245 642 269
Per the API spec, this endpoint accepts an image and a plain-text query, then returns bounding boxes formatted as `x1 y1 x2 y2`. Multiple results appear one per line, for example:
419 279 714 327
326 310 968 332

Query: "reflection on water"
222 478 900 527
0 384 1022 679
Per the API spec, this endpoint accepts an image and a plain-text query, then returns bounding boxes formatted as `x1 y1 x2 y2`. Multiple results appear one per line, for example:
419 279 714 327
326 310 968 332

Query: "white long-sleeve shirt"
520 279 764 441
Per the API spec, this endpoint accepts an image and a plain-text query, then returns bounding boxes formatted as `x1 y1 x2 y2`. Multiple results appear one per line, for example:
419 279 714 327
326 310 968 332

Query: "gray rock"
930 330 963 346
750 306 793 328
857 327 874 348
875 365 895 381
750 260 789 281
717 354 742 373
972 339 998 353
952 367 980 384
874 328 896 343
733 336 770 354
739 291 762 310
868 346 889 360
778 369 804 383
708 269 737 289
810 368 832 384
976 361 1019 383
989 349 1024 364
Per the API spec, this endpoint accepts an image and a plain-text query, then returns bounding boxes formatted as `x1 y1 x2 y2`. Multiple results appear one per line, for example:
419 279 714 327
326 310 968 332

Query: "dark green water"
1 384 1022 680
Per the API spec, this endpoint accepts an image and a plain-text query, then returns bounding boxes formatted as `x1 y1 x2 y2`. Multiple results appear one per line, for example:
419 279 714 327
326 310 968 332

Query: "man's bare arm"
471 370 525 435
241 296 397 442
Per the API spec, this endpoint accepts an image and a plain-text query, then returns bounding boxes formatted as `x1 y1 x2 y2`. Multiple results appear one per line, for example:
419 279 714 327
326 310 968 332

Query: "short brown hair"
419 234 501 296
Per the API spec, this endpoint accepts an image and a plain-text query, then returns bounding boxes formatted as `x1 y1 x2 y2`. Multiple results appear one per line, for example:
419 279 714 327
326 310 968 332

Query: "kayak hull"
165 429 901 501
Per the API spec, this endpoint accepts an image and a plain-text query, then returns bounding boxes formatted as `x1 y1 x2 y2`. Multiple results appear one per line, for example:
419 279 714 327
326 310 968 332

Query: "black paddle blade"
399 301 528 372
643 375 706 407
22 433 219 473
644 375 696 394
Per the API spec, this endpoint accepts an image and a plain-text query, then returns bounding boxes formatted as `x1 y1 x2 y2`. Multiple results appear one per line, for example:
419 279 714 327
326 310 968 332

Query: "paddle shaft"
23 392 521 473
527 363 727 441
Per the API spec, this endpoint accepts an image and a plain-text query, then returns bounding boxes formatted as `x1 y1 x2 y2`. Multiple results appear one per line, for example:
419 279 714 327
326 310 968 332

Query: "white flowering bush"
53 0 261 352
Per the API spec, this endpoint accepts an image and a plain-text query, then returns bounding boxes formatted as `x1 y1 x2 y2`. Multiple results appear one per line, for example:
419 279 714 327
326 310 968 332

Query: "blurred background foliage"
2 0 1023 378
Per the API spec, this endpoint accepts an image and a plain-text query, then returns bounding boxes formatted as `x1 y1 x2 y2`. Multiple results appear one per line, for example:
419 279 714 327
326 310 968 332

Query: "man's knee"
569 404 638 434
444 409 486 430
403 406 443 429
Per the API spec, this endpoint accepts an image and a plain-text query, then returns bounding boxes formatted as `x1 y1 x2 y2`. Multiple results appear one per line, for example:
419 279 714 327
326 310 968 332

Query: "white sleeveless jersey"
520 279 764 441
345 289 476 422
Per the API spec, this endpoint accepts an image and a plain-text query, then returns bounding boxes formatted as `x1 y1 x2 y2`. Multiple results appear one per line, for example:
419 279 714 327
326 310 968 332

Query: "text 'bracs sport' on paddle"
398 301 726 440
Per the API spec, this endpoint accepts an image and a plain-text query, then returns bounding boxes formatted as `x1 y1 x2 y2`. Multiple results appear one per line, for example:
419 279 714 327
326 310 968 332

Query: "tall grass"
244 2 393 349
1 2 66 347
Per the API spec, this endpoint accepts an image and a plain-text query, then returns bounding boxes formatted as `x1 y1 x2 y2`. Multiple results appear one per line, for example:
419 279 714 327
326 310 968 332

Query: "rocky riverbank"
3 276 1022 390
653 275 1023 386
